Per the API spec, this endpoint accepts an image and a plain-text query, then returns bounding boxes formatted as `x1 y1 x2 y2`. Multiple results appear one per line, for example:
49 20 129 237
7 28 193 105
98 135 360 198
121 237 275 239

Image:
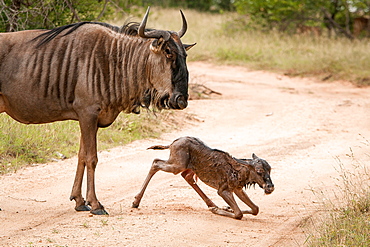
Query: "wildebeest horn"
177 10 187 38
138 7 171 41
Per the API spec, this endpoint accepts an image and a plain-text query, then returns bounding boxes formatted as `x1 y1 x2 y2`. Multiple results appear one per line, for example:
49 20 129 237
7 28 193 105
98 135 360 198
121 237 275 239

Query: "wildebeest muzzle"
169 93 188 109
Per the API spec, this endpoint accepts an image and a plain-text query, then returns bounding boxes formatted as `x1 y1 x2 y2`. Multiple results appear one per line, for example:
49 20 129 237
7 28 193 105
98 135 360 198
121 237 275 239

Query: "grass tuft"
0 116 80 173
308 145 370 246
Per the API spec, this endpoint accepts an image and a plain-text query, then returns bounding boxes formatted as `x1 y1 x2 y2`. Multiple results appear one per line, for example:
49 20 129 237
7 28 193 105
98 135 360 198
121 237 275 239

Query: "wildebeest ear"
150 37 165 53
252 153 258 159
183 43 196 51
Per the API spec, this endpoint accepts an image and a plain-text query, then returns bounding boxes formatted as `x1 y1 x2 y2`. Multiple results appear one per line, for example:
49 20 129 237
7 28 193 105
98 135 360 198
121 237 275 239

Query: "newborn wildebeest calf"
132 136 274 220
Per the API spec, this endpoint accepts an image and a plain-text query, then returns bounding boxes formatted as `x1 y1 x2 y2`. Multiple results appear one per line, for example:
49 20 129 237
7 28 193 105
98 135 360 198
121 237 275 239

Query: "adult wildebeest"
0 7 195 215
132 137 274 220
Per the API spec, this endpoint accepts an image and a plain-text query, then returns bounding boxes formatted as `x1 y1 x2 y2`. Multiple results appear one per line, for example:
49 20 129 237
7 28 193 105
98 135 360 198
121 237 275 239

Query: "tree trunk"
5 0 22 32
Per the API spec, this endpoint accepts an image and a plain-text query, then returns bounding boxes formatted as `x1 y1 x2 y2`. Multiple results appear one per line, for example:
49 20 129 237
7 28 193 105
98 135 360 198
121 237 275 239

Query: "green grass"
213 31 370 85
138 7 370 85
0 111 178 174
310 203 370 246
1 9 369 244
2 8 370 170
309 192 370 246
0 116 79 173
144 14 370 244
308 147 370 246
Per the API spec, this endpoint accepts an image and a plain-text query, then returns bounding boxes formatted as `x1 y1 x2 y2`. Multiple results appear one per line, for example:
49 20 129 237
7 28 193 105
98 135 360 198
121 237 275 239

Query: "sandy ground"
1 62 370 246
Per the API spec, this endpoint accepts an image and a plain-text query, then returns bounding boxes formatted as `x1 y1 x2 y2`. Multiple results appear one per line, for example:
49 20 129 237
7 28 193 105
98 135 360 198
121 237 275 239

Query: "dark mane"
33 21 143 47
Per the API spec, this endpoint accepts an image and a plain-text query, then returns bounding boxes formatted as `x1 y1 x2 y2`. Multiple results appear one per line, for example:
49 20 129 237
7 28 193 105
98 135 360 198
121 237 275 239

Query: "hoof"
209 206 218 213
90 208 109 215
132 202 139 208
75 205 91 211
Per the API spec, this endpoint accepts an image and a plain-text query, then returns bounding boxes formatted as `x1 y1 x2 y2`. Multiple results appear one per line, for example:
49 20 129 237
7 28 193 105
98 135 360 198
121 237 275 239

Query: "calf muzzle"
264 183 274 194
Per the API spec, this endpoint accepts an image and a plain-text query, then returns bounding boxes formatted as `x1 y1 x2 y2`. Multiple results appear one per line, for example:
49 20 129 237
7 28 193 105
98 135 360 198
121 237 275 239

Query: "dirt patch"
1 62 370 246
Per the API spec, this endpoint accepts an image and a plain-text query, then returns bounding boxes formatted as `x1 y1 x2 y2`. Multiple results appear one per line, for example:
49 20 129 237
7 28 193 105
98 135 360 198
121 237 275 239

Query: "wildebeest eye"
165 47 173 59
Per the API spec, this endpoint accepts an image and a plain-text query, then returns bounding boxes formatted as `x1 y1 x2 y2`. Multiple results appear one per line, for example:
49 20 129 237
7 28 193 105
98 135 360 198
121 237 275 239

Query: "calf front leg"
211 188 243 220
234 188 259 215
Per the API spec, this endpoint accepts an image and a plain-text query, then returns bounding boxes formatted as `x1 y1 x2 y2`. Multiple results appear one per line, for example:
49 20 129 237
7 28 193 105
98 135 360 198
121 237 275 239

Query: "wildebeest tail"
147 145 170 150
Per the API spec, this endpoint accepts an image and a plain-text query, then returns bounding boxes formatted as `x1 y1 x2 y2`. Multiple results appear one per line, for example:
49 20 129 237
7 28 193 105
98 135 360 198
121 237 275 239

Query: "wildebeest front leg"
70 115 107 215
181 169 217 208
210 188 243 219
234 188 259 215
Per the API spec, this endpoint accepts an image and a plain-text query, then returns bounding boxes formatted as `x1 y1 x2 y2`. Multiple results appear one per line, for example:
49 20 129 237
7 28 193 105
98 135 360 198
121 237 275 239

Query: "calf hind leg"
181 170 217 208
132 159 186 208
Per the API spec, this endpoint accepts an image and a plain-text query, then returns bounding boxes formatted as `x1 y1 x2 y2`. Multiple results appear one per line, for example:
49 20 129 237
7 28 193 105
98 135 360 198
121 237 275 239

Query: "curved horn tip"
141 6 151 22
139 6 151 38
142 6 151 23
178 9 187 38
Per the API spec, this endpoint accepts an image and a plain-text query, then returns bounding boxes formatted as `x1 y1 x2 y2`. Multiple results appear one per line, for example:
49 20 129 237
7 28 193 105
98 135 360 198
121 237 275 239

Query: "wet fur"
132 137 274 220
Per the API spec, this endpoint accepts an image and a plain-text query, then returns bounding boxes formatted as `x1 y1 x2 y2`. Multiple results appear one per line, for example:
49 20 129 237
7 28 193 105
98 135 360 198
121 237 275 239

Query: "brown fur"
132 137 274 220
0 9 194 215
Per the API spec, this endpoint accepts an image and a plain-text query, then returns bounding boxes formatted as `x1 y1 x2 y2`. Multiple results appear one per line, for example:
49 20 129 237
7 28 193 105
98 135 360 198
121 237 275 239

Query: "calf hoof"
132 202 139 208
252 207 259 216
234 214 243 220
75 205 91 211
90 208 109 215
209 206 219 213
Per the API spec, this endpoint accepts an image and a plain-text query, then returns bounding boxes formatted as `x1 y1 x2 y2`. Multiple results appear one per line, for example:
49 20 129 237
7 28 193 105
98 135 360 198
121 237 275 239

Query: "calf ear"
183 43 196 51
252 153 258 159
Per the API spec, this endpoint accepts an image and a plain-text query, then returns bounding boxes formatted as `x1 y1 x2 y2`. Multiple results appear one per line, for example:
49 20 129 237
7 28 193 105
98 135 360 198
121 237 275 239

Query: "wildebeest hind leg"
181 170 217 208
132 160 160 208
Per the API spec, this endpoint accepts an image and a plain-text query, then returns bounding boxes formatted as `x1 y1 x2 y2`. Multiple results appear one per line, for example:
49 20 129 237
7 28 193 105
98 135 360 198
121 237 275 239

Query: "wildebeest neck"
32 21 189 112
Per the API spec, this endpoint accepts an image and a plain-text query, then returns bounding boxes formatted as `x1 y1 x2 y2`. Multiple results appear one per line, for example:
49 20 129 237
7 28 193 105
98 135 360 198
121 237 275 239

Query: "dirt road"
1 62 370 246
